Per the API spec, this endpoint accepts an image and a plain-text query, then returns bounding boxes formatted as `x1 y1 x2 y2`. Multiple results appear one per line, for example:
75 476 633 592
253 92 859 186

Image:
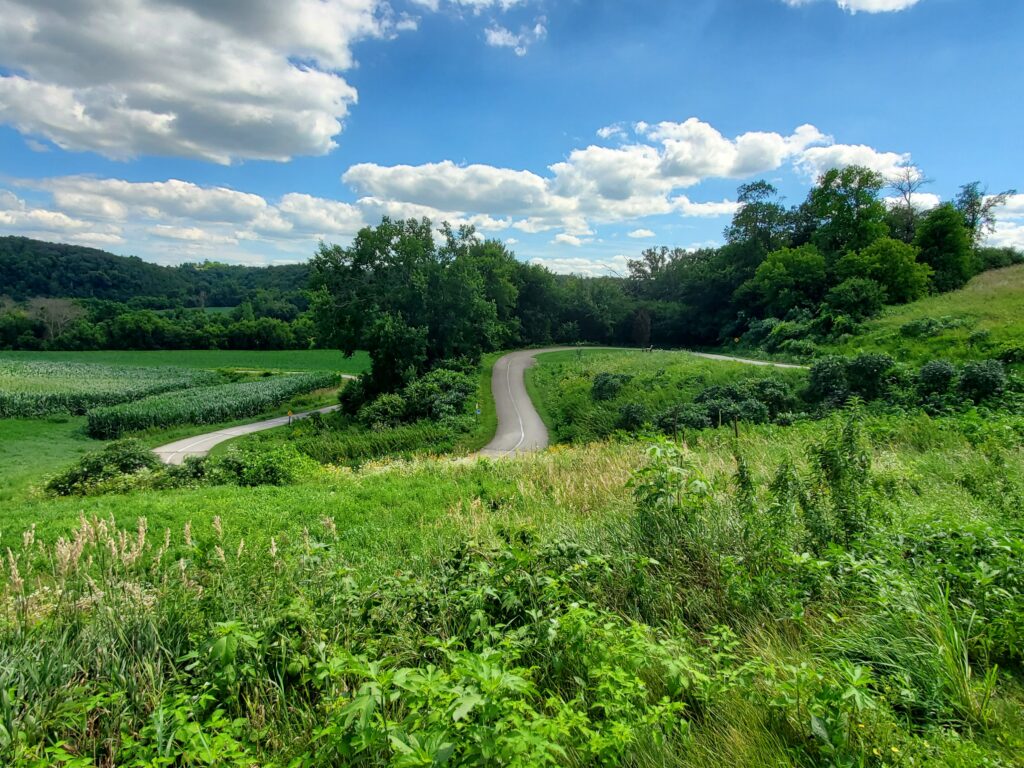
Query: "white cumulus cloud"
0 0 403 163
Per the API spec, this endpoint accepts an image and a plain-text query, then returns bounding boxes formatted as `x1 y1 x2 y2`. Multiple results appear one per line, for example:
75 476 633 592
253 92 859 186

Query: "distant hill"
0 236 310 307
823 263 1024 365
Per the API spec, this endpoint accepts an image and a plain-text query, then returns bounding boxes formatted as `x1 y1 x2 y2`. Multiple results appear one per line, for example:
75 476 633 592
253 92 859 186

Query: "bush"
591 372 633 401
846 353 895 401
899 316 967 339
958 360 1007 403
996 345 1024 365
214 445 314 487
807 356 850 405
616 402 650 432
918 360 957 397
46 439 158 496
338 376 368 415
358 393 407 429
403 369 476 420
824 278 887 321
655 403 711 434
746 377 799 416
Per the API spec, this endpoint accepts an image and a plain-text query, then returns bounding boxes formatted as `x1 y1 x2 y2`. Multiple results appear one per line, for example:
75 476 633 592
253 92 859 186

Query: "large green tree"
802 166 889 262
311 218 510 395
915 204 974 292
835 237 932 304
740 244 827 318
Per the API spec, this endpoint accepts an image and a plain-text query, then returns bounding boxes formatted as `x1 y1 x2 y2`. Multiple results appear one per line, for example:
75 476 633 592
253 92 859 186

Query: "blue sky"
1 0 1022 274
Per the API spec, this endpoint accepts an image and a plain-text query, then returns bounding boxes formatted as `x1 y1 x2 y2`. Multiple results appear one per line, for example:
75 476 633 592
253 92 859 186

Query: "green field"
528 348 807 442
822 264 1024 365
0 349 370 373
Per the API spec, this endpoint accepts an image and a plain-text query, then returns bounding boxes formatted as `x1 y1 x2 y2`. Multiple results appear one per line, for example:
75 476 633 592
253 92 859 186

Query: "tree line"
311 167 1018 397
0 236 309 307
1 168 1018 368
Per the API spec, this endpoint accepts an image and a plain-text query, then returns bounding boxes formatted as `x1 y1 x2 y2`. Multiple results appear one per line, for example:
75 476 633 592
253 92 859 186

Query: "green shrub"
918 360 957 397
807 356 850 405
846 353 895 401
899 316 967 338
655 403 712 434
996 345 1024 365
214 445 314 486
616 401 650 432
338 376 368 415
358 393 407 429
403 369 476 420
824 278 887 321
591 371 633 401
45 439 158 496
958 360 1007 403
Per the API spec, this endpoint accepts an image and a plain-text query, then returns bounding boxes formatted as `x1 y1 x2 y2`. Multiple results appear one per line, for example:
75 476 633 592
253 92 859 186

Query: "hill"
822 264 1024 365
0 236 310 307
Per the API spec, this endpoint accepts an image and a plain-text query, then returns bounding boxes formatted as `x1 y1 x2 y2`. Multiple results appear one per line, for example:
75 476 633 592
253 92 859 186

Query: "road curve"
478 347 575 458
153 349 803 464
154 405 342 465
478 346 804 459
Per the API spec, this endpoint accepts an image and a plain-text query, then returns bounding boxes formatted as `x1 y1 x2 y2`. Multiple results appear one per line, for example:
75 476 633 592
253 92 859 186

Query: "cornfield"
0 358 219 417
86 372 340 438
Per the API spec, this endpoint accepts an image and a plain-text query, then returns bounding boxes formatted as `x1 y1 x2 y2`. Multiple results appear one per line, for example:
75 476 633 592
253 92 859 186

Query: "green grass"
0 417 97 505
528 348 807 442
2 411 1022 765
822 264 1024 365
0 349 370 374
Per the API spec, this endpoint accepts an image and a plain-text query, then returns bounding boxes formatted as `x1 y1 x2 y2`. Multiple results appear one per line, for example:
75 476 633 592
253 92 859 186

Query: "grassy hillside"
823 264 1024 365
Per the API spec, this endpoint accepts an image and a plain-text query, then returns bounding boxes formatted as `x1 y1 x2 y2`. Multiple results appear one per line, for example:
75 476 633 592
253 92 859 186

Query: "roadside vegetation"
3 408 1023 766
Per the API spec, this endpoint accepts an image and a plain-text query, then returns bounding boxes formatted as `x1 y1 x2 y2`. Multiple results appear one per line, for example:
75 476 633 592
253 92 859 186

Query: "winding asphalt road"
478 347 574 458
154 405 342 465
154 349 804 464
477 347 804 458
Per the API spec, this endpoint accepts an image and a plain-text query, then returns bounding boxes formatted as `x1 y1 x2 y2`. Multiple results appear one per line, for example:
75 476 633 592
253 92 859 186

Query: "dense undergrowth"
3 408 1023 766
529 348 1019 446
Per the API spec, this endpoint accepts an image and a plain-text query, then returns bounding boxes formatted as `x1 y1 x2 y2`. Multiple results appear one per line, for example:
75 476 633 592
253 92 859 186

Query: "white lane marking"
507 354 527 455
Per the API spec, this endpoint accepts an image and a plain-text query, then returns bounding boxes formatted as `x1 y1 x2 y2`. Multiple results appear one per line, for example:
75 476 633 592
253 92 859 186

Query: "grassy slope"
822 264 1024 364
0 349 370 374
527 348 807 442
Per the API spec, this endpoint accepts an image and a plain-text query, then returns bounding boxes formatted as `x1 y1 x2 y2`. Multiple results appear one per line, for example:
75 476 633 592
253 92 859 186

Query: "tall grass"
2 409 1022 766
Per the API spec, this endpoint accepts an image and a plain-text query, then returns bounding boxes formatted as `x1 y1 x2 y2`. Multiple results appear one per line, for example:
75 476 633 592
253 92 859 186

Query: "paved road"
478 347 575 458
153 349 803 464
477 346 804 459
154 405 342 465
687 351 806 369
